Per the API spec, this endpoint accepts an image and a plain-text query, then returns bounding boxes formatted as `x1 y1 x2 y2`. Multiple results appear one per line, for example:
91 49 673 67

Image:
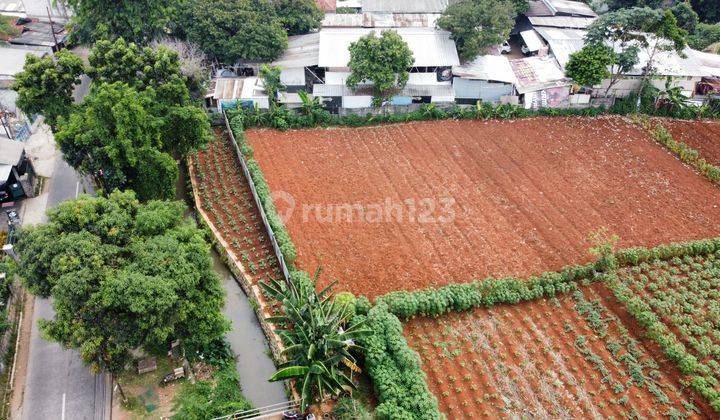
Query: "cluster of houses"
207 0 720 112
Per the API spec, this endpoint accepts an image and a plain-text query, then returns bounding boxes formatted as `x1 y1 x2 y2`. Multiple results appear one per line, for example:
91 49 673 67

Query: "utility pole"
47 6 59 51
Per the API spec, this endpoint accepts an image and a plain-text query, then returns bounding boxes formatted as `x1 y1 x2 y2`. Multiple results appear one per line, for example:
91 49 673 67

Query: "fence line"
211 400 301 420
223 110 292 285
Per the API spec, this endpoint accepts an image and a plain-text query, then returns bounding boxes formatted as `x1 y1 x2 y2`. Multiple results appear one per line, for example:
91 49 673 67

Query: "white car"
500 42 511 54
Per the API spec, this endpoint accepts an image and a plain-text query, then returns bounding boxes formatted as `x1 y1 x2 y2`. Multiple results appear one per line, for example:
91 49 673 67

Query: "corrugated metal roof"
453 55 518 84
543 0 597 17
510 56 570 94
533 27 585 70
361 0 448 13
322 12 440 28
0 138 25 166
690 49 720 77
212 78 245 100
0 47 45 77
536 28 708 77
322 13 364 27
521 30 545 52
272 33 320 68
313 82 453 97
526 0 553 17
318 27 459 68
528 16 595 29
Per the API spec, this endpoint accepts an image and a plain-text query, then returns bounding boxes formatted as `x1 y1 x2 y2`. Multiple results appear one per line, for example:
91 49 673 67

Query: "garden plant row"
634 115 720 186
223 106 720 417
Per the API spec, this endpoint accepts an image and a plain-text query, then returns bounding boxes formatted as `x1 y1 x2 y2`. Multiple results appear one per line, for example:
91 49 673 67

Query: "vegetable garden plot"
191 129 283 289
403 286 709 418
246 117 720 298
661 119 720 166
608 252 720 411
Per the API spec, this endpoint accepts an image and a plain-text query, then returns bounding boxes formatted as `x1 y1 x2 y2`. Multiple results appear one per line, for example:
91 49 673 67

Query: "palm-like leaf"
260 275 370 412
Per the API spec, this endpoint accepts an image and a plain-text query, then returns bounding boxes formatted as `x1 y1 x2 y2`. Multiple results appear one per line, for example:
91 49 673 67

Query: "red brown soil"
191 129 283 313
660 119 720 166
403 287 710 418
246 117 720 298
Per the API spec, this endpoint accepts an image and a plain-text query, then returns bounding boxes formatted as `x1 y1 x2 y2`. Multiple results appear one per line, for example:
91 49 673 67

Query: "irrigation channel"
178 165 288 410
211 250 288 408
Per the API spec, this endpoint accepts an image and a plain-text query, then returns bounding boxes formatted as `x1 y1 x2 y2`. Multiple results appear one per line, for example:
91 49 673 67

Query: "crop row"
608 254 720 412
634 116 720 185
375 237 720 321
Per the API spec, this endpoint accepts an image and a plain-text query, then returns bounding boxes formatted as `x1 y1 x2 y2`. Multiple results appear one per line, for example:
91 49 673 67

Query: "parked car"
500 42 511 54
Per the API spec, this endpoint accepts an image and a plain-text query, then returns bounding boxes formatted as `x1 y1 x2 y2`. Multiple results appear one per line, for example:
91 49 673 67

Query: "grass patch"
0 15 20 38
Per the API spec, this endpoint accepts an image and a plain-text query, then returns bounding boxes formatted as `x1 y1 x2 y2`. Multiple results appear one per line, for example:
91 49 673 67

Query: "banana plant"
261 272 372 412
297 90 324 124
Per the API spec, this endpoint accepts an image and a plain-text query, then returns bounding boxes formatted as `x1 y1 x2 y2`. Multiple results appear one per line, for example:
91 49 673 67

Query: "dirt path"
9 293 33 419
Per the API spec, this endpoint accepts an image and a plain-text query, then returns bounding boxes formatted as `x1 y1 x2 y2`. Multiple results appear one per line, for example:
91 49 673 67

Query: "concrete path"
13 126 108 420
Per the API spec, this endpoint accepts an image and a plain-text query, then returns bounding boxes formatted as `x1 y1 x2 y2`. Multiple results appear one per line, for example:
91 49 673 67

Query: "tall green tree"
691 0 720 24
88 38 184 94
14 191 229 376
65 0 176 44
671 2 700 33
180 0 288 64
346 30 414 106
55 82 207 201
274 0 323 35
437 0 515 61
11 51 84 129
688 23 720 50
585 7 687 97
566 44 614 88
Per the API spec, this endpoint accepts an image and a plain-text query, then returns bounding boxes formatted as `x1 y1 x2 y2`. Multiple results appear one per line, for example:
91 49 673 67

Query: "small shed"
206 77 269 111
271 33 320 89
510 56 571 108
452 55 518 104
0 138 33 202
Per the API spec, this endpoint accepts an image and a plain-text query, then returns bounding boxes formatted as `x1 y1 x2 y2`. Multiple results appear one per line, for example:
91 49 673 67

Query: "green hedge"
229 102 614 131
357 304 442 419
639 118 720 185
374 237 720 320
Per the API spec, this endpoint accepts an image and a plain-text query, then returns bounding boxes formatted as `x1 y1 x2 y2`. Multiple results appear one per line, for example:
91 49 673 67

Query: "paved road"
19 158 109 420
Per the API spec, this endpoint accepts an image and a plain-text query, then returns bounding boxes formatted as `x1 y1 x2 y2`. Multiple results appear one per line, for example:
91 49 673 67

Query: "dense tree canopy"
671 2 700 33
566 44 614 87
437 0 516 61
691 0 720 24
181 0 288 64
88 38 184 94
55 82 209 201
65 0 176 44
14 191 228 374
12 51 84 128
585 7 687 96
689 23 720 50
274 0 324 35
346 30 414 106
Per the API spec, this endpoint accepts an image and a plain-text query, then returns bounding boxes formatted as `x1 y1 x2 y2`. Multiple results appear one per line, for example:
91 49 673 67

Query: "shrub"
358 304 441 419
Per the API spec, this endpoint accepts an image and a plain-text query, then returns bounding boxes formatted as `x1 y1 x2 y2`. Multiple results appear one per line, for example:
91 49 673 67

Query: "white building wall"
596 76 699 98
342 96 373 108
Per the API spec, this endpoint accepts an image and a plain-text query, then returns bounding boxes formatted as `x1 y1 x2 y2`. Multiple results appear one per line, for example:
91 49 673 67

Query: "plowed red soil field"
403 285 711 418
246 117 720 298
660 119 720 166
